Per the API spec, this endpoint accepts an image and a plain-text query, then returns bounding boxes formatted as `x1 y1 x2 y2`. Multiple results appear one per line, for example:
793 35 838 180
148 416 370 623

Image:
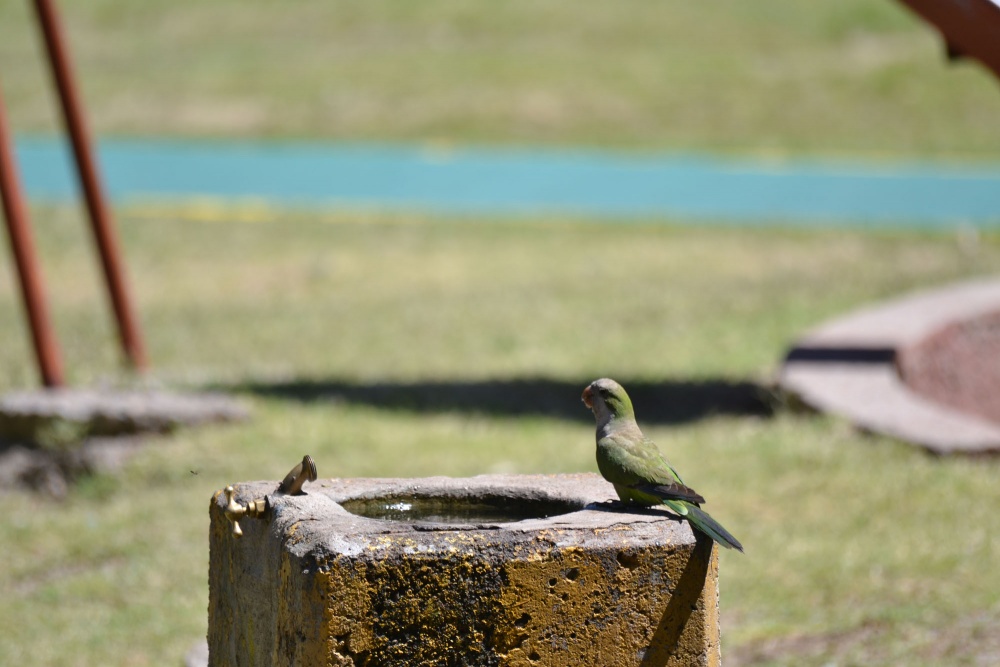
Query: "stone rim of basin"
219 472 696 543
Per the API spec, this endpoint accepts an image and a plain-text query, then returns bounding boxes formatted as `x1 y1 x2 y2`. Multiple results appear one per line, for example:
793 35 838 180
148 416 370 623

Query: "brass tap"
221 455 317 538
223 485 268 538
278 454 318 495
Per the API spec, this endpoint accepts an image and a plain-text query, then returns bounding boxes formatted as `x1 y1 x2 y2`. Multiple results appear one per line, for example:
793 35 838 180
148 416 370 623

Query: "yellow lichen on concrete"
492 538 719 666
289 540 719 666
310 549 508 663
315 561 376 661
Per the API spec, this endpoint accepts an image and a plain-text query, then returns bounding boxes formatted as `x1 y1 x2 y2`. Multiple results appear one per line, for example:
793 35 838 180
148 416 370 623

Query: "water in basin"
341 494 580 525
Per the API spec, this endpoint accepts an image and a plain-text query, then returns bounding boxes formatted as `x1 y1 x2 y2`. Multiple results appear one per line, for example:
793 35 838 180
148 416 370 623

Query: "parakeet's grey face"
582 378 630 423
581 383 604 417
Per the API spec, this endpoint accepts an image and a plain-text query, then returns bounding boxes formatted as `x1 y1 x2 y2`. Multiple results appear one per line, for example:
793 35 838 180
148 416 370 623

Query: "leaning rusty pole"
0 0 148 387
0 84 65 387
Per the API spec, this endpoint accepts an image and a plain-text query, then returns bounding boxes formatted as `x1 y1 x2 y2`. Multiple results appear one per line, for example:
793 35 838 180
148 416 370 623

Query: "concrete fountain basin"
208 473 722 666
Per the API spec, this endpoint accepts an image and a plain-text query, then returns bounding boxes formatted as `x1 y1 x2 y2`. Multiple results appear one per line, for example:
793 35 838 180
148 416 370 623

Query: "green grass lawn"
1 0 999 158
0 208 998 665
1 0 999 664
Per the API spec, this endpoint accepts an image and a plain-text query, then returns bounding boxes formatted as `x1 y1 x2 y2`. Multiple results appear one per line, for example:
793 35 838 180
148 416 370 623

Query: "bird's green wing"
597 433 705 504
630 480 705 505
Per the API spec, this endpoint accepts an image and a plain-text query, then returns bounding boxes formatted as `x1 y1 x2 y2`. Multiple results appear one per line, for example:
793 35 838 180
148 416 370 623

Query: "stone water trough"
208 473 721 666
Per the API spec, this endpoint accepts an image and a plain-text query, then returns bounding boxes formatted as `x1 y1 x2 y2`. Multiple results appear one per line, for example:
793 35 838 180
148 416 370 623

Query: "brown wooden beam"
896 0 1000 81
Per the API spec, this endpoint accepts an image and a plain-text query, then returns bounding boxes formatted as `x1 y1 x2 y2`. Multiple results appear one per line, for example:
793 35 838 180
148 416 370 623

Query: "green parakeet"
582 378 744 552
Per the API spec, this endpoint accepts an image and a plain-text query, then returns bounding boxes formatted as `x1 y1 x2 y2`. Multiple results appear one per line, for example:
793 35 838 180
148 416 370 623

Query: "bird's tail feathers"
685 504 745 553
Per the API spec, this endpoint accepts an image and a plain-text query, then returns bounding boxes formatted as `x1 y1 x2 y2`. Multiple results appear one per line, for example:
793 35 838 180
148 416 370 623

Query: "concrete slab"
789 278 1000 351
780 363 1000 455
0 387 250 442
0 388 251 495
778 278 1000 455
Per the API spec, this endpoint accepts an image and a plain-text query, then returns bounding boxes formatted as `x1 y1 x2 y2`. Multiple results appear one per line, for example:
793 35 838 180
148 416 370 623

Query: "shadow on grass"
227 377 775 425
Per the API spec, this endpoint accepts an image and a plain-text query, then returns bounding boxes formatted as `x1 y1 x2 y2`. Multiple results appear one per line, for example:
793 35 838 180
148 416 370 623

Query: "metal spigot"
277 454 317 496
223 485 268 538
221 455 317 538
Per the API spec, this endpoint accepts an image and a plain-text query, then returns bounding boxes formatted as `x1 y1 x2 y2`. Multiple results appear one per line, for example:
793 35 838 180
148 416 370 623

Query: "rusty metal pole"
32 0 149 371
0 85 66 388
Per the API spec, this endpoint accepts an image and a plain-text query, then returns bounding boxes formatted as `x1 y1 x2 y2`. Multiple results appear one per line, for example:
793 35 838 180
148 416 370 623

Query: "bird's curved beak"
581 385 594 409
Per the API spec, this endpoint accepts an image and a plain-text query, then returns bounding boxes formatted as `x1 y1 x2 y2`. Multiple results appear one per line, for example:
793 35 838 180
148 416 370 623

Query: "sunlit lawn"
1 0 999 664
1 0 998 158
0 207 998 665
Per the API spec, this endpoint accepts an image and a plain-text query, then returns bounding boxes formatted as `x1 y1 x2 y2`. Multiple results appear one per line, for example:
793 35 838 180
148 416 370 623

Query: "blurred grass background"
2 0 999 156
1 1 999 665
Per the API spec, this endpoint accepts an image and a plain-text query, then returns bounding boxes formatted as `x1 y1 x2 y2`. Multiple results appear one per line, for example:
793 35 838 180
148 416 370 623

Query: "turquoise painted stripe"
14 136 1000 227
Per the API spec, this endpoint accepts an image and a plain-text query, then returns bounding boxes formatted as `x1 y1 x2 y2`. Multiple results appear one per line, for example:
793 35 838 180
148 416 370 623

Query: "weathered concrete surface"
780 363 1000 454
0 388 250 442
0 388 251 495
209 474 721 667
778 278 1000 455
0 436 145 497
897 310 1000 426
785 278 1000 351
